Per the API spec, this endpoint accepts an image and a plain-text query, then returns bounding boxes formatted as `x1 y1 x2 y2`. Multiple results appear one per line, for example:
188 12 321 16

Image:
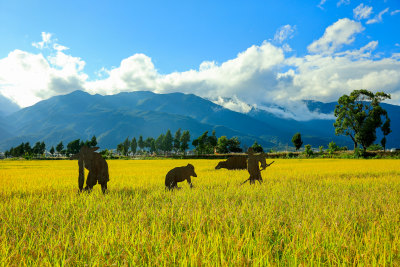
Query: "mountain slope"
1 90 399 151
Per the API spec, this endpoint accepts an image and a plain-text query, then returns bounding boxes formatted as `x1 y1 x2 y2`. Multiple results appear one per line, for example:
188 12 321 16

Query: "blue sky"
0 0 399 119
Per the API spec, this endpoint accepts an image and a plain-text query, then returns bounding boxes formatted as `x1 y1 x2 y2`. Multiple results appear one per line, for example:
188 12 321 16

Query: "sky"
0 0 399 120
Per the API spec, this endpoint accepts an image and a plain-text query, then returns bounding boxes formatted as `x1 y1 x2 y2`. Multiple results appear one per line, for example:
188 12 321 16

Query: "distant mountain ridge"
0 90 399 151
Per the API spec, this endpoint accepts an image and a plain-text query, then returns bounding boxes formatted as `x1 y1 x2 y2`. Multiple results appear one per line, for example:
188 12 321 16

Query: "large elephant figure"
70 146 109 193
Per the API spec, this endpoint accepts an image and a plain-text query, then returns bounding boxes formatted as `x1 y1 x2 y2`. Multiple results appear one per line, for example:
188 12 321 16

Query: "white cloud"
211 96 253 113
0 34 87 107
391 10 400 16
32 32 52 49
274 25 296 43
353 4 373 20
1 29 400 121
307 18 364 54
366 8 389 24
337 0 350 7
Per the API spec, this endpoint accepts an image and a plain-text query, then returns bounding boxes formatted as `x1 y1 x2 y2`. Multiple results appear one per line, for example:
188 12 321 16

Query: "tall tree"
228 137 242 153
89 135 97 147
138 135 144 152
123 137 130 156
180 130 190 155
334 89 391 152
39 141 46 155
291 133 303 151
56 141 64 154
156 134 165 153
130 137 137 155
67 139 81 155
49 146 55 155
381 118 391 152
150 139 157 153
173 128 181 153
164 130 173 153
216 136 229 154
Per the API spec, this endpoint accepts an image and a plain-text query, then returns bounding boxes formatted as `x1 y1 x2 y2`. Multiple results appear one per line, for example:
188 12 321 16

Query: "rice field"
0 159 400 265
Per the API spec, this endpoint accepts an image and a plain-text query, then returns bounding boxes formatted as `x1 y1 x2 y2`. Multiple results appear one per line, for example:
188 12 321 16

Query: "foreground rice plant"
0 159 399 265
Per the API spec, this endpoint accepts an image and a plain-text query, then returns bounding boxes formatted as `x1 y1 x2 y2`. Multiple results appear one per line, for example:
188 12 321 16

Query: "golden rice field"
1 159 400 265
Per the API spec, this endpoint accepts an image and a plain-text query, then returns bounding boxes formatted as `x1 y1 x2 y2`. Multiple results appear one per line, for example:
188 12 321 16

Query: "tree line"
115 129 267 156
4 136 98 158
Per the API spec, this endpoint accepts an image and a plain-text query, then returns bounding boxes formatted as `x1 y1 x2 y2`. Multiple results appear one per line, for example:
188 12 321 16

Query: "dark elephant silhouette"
215 156 247 170
165 163 197 190
70 146 109 193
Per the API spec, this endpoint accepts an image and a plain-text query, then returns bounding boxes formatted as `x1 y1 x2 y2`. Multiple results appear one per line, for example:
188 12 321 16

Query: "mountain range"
0 90 399 151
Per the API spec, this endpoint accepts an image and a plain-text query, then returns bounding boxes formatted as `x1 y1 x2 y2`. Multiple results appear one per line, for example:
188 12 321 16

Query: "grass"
0 159 400 265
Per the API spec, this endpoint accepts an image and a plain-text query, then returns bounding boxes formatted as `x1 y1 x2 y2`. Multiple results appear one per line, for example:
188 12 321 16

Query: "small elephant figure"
70 146 109 194
165 163 197 190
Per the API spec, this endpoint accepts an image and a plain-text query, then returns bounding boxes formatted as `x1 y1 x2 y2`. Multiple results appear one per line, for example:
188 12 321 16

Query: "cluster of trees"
116 129 191 156
116 129 262 156
4 136 98 158
5 141 46 158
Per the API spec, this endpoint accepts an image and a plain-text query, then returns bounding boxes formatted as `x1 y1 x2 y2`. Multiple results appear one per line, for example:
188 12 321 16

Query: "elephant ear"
91 147 100 152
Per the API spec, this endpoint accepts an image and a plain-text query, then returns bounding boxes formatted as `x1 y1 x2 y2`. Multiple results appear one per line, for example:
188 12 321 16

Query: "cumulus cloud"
308 18 364 54
366 8 389 24
0 34 87 107
353 4 373 20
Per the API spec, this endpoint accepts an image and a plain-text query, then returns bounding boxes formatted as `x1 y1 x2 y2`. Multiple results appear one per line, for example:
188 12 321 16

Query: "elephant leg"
101 182 108 194
84 171 96 193
78 158 85 191
186 177 193 188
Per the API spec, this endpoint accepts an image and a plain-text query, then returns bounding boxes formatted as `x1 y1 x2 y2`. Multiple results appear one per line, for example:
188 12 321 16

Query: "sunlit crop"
1 159 400 265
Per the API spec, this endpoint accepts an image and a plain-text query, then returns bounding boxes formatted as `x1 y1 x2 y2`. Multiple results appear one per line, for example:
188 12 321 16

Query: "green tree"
116 143 124 155
138 135 144 152
156 134 165 153
123 137 130 156
216 136 229 154
89 135 97 147
251 141 264 153
209 130 218 154
192 131 209 154
304 144 313 157
144 137 153 151
49 146 55 155
150 139 157 153
39 141 46 155
32 142 41 156
327 141 339 156
130 137 137 155
180 130 190 155
173 128 181 153
24 142 32 155
228 137 242 153
334 89 391 152
381 118 391 152
164 130 173 153
56 141 64 154
67 139 81 156
319 146 324 154
291 132 303 151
